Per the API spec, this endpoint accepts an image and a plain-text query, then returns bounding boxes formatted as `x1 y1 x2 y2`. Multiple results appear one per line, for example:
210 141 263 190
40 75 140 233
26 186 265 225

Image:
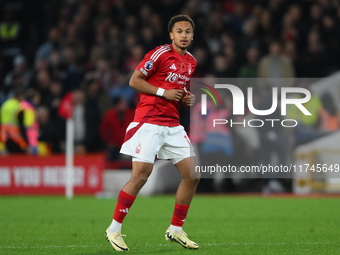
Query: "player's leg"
165 156 200 249
106 122 161 251
122 161 154 196
174 156 200 205
110 160 153 229
105 160 153 251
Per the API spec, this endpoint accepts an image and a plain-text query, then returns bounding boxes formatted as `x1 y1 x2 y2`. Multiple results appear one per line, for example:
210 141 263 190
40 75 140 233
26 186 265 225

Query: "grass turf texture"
0 195 339 255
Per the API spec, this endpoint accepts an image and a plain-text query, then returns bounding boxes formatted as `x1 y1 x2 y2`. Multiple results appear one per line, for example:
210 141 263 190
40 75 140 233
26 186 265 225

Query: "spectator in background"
36 105 54 155
0 88 26 153
200 95 233 192
283 41 298 73
33 58 49 75
92 58 114 93
240 16 261 54
124 45 145 74
110 73 135 107
191 47 209 78
100 97 134 160
222 45 239 77
32 70 52 106
85 79 111 119
105 25 121 60
238 46 261 95
228 1 248 34
309 4 323 32
42 80 65 153
298 30 330 77
258 40 295 79
238 46 260 78
256 85 287 194
62 47 82 92
190 98 214 193
61 24 86 62
211 55 229 77
35 27 62 63
287 83 324 147
20 88 41 155
258 40 295 91
122 33 138 59
148 13 163 40
140 26 157 52
257 9 275 48
4 55 32 91
319 92 340 132
43 79 63 116
48 50 67 81
321 15 339 72
72 88 103 154
0 11 22 79
281 11 298 44
2 73 24 102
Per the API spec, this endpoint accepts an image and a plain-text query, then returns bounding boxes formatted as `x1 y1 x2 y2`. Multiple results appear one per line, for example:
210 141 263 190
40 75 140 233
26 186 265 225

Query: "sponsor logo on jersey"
165 72 190 84
170 63 177 70
188 63 192 75
144 60 154 71
140 68 148 76
165 72 178 82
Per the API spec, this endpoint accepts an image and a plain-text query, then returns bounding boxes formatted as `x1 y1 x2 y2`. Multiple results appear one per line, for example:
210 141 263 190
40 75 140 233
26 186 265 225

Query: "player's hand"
163 89 183 101
183 91 196 106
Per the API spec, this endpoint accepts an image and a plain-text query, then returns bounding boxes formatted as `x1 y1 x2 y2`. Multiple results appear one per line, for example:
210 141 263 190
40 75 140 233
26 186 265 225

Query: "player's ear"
170 32 174 40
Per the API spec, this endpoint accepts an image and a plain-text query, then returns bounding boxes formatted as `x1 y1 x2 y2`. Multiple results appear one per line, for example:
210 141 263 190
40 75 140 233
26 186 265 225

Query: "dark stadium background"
1 0 340 194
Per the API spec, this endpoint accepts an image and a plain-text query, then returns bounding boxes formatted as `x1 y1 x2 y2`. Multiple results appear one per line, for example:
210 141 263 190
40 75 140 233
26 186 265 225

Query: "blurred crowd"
1 0 340 168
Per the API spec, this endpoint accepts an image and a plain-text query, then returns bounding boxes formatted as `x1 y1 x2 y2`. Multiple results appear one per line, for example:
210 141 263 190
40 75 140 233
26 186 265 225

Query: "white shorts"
120 122 195 164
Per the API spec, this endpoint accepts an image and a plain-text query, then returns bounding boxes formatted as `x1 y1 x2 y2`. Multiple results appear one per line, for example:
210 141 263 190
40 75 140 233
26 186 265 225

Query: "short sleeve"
136 46 168 78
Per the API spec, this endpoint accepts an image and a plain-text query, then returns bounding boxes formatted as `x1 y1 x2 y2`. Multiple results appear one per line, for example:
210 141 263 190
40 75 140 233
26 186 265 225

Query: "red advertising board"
0 154 104 195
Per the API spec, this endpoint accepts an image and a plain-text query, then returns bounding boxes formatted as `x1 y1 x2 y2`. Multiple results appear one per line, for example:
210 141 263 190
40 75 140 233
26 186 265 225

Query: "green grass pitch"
0 195 339 255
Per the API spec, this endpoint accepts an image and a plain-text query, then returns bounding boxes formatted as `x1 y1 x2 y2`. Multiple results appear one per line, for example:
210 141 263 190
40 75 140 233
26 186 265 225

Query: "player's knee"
139 176 149 186
189 176 200 187
132 174 149 187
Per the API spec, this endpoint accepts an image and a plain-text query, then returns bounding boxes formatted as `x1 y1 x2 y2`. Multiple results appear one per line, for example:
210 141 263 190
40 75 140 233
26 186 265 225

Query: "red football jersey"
134 44 197 126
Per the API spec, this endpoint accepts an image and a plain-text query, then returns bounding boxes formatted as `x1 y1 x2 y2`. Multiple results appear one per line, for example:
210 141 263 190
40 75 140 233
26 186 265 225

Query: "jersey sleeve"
136 47 164 78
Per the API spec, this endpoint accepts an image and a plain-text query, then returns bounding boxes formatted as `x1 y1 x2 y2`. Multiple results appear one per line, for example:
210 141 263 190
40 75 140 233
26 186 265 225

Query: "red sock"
113 190 136 223
171 203 190 227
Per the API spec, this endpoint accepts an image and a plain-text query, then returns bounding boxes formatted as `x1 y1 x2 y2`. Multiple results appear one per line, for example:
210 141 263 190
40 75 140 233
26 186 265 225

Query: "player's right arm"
129 70 183 102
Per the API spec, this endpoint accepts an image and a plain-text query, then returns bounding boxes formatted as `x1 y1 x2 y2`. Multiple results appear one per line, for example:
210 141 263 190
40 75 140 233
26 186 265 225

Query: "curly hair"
168 14 195 33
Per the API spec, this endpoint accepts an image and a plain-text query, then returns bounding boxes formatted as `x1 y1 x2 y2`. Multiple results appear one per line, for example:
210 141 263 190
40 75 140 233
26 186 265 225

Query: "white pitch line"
0 244 106 249
1 242 339 249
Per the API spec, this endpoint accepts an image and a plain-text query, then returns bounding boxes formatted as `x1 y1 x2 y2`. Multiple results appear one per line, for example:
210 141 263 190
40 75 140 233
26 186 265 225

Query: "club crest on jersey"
144 60 154 71
188 63 192 75
136 143 141 154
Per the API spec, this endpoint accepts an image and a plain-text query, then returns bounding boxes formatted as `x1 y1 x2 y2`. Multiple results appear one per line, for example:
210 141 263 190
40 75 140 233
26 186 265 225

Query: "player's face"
170 21 194 51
